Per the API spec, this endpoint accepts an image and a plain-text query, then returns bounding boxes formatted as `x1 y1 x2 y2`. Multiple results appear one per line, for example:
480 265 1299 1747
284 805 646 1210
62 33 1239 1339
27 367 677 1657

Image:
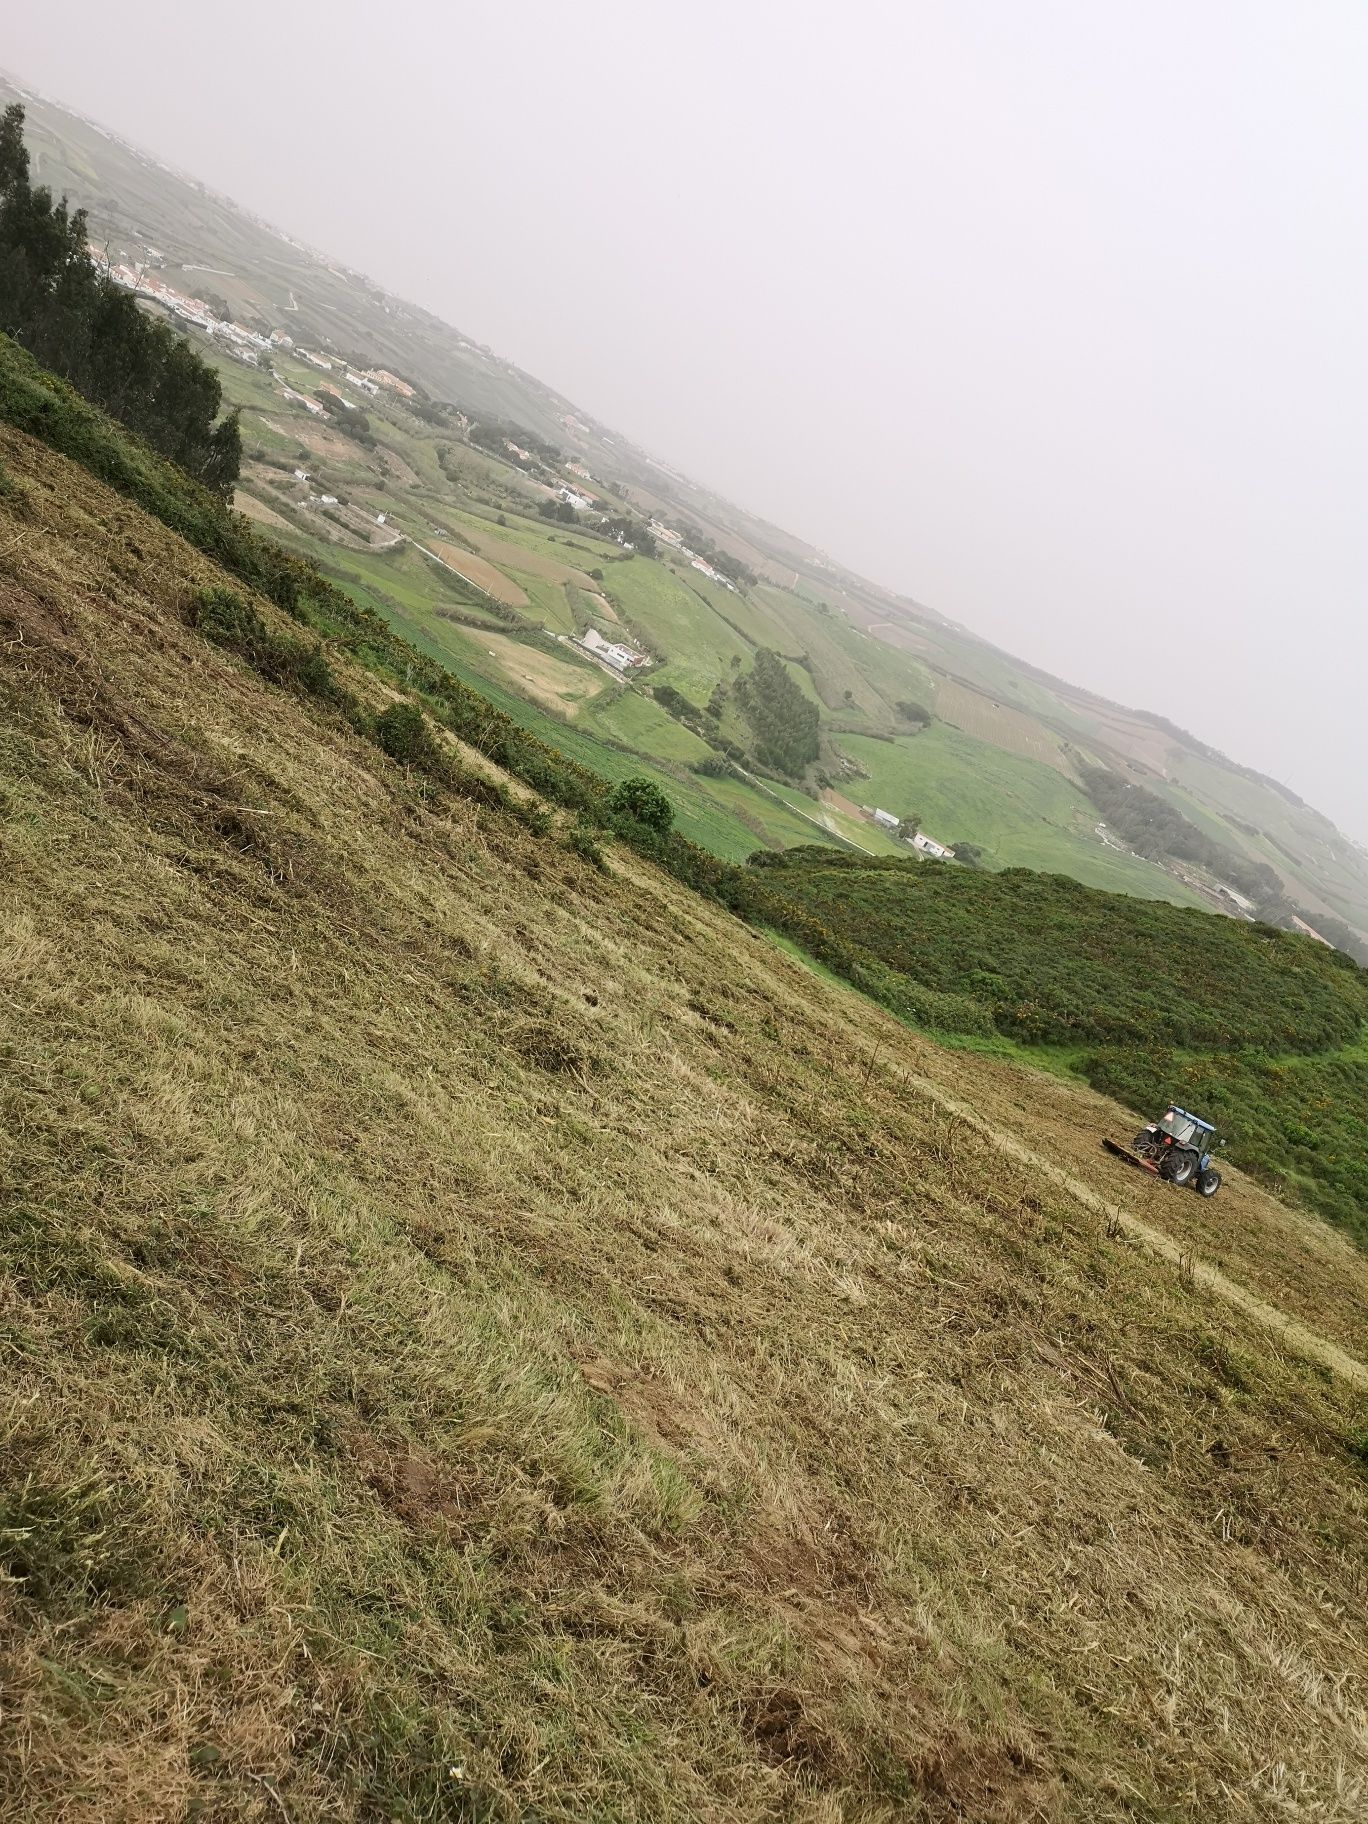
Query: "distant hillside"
5 71 1367 950
755 848 1368 1239
5 392 1368 1822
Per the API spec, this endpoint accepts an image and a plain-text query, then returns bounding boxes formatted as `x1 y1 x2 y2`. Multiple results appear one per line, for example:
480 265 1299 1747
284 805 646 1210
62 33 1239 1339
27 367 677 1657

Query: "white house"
872 808 901 832
558 486 594 512
577 626 645 673
912 832 953 859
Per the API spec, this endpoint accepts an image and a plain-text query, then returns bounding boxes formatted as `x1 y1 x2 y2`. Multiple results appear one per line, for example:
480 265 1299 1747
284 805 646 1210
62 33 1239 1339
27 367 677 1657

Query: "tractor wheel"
1166 1148 1198 1187
1197 1169 1222 1197
1132 1129 1152 1150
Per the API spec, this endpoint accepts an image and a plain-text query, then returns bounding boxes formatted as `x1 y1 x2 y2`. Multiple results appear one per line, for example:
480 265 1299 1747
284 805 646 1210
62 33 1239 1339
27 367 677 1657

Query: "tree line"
0 106 241 495
1078 763 1368 964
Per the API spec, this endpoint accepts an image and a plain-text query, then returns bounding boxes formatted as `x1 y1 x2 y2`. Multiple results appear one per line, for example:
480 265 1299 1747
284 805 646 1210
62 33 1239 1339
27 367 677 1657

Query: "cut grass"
2 420 1368 1823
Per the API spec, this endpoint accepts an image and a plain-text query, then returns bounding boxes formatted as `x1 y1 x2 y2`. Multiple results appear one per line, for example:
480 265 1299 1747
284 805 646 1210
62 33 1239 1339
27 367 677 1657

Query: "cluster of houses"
573 626 649 674
869 807 954 859
96 249 425 414
97 253 284 364
647 521 739 593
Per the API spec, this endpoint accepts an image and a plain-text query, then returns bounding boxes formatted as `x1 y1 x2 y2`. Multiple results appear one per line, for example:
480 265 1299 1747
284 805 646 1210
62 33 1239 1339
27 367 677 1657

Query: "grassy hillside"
4 413 1368 1823
755 850 1368 1240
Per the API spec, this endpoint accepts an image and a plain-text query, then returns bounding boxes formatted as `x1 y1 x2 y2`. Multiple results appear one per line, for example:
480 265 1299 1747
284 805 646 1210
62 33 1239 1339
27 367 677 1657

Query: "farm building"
576 627 646 673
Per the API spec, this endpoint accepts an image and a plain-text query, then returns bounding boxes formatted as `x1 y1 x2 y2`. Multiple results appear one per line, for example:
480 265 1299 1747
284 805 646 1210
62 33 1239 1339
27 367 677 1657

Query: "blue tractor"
1103 1105 1225 1197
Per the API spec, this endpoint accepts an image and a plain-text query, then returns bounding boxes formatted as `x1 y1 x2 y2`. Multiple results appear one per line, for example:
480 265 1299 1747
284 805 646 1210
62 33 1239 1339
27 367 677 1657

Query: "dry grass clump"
1 425 1366 1822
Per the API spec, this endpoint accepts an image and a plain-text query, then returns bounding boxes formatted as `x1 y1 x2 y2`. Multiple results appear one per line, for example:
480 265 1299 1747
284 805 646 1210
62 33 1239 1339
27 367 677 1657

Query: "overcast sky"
9 2 1368 839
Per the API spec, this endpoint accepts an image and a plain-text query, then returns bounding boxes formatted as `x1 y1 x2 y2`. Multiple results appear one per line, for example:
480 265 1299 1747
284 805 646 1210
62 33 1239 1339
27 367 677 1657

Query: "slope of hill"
6 72 1367 947
754 850 1368 1241
4 389 1368 1821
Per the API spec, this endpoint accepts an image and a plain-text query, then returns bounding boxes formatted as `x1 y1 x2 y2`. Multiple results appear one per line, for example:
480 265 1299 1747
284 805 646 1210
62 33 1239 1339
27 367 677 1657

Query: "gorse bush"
371 701 446 774
608 776 675 835
188 588 335 699
753 849 1365 1054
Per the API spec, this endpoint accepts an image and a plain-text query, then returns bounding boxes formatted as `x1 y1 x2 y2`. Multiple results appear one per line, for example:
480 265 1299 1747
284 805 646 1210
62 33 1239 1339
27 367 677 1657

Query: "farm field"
840 725 1205 902
424 541 531 607
461 629 605 717
584 685 715 764
440 512 603 587
931 675 1073 773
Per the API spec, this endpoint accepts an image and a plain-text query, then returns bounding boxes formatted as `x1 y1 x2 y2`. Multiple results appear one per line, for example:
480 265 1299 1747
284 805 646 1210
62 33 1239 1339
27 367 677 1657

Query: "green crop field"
839 725 1205 902
584 686 715 764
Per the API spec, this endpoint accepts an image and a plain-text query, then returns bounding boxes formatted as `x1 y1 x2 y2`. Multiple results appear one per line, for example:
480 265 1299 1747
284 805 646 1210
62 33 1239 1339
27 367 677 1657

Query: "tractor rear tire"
1166 1148 1198 1187
1197 1169 1222 1197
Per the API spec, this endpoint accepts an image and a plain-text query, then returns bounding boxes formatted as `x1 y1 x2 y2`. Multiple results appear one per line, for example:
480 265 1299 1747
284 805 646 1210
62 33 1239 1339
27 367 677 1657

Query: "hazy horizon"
6 2 1367 841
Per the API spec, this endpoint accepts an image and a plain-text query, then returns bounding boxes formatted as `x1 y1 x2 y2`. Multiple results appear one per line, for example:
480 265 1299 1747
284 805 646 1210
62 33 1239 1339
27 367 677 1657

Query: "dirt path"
906 1069 1368 1392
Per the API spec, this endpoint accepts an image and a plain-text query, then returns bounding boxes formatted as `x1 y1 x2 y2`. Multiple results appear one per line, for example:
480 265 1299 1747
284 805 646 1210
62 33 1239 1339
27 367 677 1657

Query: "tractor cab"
1155 1107 1211 1153
1121 1106 1225 1194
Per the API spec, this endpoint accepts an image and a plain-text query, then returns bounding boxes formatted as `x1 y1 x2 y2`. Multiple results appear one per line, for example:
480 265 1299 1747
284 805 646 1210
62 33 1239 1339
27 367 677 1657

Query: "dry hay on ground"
263 416 366 465
2 422 1366 1824
468 628 605 715
821 787 868 822
425 541 530 608
378 443 421 486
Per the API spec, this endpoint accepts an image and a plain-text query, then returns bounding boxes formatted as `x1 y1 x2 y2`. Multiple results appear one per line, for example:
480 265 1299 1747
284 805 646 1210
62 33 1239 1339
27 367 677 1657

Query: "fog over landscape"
8 0 1366 838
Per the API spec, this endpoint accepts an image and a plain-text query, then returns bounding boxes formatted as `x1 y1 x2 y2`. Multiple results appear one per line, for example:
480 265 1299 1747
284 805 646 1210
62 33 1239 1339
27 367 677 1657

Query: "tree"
897 814 922 842
0 103 241 494
608 776 674 835
952 842 985 868
733 649 819 777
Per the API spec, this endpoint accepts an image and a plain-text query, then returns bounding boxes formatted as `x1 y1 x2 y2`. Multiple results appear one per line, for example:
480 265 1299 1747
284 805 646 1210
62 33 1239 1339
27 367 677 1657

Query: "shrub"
566 823 608 871
372 702 446 774
188 587 335 698
608 777 674 835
